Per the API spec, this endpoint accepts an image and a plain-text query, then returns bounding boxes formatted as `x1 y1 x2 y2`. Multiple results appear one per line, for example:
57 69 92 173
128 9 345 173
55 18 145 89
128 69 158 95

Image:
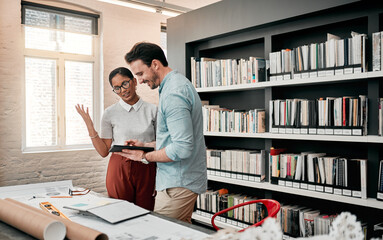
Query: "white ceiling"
153 0 221 11
127 0 221 13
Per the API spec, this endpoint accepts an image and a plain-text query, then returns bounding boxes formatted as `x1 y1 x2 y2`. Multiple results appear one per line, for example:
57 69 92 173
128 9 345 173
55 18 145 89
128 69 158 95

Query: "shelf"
204 131 383 143
192 212 241 230
367 136 383 143
204 131 269 138
196 82 270 92
196 71 383 93
267 133 369 143
208 175 383 210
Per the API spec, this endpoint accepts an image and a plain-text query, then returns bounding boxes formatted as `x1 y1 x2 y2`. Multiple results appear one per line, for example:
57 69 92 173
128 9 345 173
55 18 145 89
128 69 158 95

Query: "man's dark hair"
125 42 168 67
108 67 134 86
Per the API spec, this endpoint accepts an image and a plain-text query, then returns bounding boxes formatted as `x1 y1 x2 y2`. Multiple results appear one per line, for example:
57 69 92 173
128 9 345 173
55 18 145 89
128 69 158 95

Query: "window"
22 2 100 152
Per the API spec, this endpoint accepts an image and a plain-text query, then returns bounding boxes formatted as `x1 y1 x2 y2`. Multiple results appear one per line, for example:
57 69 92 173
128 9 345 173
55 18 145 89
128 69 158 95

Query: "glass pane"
65 61 93 145
25 57 57 147
25 26 93 55
25 8 93 34
65 15 93 34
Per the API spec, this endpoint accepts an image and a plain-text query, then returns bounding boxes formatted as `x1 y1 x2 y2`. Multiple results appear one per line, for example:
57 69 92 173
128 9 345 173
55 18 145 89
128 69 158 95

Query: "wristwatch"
141 153 149 164
141 158 149 164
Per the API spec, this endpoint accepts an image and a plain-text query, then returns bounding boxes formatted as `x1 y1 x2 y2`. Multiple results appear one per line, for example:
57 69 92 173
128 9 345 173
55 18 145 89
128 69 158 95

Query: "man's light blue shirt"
156 70 207 194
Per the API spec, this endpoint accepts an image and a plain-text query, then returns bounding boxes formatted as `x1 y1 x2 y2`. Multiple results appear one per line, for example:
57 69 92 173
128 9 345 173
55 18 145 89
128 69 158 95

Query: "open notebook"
64 199 149 224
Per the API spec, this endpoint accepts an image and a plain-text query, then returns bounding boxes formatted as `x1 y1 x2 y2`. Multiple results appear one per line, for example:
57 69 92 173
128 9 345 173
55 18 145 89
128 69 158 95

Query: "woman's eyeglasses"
112 80 131 94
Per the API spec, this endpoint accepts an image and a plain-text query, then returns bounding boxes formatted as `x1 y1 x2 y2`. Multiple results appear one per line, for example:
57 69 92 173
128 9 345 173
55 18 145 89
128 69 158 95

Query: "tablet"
109 145 155 152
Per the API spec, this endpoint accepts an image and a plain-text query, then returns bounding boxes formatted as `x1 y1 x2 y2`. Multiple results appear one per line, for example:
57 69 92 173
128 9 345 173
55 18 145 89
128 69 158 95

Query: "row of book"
192 30 381 90
206 149 266 182
190 56 267 88
269 32 367 81
280 205 332 237
372 31 383 72
202 105 266 133
206 147 383 201
269 95 368 136
270 148 367 199
195 190 367 238
196 189 268 225
279 204 366 238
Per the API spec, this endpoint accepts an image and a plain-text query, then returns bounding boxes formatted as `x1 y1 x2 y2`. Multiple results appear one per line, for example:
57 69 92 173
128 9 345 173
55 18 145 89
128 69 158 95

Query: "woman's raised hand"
75 104 94 130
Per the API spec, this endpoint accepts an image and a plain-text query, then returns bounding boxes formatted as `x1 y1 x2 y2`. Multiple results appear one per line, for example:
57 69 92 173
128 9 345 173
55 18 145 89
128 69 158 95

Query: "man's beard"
149 71 160 89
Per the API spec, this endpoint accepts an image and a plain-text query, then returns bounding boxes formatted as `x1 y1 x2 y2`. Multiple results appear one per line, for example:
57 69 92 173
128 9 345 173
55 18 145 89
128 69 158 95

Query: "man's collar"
159 70 177 93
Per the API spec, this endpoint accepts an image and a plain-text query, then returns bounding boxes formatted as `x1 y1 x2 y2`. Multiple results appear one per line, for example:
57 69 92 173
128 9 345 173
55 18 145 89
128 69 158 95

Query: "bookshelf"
167 0 383 237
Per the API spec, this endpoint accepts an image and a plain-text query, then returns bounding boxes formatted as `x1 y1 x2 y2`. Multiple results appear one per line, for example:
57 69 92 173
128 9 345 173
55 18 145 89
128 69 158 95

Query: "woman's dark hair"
108 67 133 86
125 42 168 67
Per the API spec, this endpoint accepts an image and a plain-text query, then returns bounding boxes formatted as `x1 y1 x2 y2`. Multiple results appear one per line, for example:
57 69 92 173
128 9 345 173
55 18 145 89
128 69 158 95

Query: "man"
119 42 207 223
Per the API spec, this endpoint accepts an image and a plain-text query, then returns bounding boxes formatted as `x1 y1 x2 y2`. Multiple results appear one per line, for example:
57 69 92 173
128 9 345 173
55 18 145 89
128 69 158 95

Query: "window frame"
21 2 102 153
21 1 99 35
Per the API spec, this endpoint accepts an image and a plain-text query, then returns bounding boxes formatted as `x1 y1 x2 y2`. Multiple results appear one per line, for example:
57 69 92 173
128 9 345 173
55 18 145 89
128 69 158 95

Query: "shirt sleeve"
100 110 113 139
163 88 194 161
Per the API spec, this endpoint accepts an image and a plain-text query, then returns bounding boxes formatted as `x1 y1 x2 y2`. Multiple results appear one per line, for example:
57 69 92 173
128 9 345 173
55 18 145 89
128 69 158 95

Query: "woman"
76 67 157 211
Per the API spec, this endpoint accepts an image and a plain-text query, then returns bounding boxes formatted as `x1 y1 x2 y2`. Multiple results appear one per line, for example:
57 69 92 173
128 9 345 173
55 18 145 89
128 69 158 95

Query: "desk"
0 181 213 240
0 212 213 240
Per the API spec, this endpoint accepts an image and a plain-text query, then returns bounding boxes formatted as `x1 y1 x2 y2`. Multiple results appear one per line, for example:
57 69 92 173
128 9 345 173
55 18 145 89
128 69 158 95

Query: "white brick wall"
0 0 164 193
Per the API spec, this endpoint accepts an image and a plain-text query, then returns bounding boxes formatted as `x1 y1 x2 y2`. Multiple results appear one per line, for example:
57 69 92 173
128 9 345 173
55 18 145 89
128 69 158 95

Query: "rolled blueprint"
0 198 66 240
5 198 108 240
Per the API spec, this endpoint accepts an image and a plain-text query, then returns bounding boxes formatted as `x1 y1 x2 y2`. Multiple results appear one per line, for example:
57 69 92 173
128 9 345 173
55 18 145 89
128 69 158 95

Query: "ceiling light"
160 10 180 17
98 0 156 13
98 0 182 16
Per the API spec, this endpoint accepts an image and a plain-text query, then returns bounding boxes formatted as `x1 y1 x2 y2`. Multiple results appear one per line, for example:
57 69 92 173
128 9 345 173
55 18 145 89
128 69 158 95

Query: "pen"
30 195 72 200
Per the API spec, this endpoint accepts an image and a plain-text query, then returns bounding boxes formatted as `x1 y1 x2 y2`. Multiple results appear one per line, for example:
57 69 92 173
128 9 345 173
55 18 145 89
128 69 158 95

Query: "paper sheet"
0 180 73 200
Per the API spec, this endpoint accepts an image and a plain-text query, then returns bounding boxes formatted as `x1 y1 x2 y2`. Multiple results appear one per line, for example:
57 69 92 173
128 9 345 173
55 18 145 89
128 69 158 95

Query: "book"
64 199 149 224
307 153 326 183
269 52 277 75
303 210 320 237
317 157 326 184
290 206 307 237
314 214 336 235
191 57 197 87
200 57 217 88
372 32 381 71
380 98 383 135
257 110 266 133
327 33 341 68
348 159 367 198
298 208 312 237
227 194 241 218
378 160 383 194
